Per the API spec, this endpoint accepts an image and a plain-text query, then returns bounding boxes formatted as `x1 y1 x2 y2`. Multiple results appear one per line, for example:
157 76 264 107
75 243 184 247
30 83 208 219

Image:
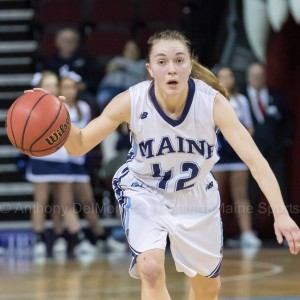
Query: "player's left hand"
274 214 300 255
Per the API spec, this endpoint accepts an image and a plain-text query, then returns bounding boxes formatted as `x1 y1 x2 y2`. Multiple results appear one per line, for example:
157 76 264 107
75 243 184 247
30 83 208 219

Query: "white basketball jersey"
127 78 219 193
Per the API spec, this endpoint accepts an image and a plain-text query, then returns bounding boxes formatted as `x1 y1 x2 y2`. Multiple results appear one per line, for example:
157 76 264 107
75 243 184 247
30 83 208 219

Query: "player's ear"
146 63 154 78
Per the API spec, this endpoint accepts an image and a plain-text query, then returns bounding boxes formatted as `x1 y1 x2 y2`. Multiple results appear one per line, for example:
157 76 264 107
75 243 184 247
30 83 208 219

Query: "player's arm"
213 93 300 255
64 90 131 156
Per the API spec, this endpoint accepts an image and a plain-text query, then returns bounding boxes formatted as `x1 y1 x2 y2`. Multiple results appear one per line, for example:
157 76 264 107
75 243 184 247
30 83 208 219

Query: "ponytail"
191 59 229 99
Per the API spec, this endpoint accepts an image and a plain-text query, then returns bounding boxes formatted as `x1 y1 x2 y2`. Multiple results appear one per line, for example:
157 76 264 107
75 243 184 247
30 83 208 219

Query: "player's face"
217 68 235 91
60 77 78 103
146 40 192 95
40 75 59 96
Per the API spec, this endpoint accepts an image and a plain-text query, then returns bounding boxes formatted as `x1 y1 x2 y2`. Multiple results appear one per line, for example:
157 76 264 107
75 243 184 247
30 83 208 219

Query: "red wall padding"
266 16 300 226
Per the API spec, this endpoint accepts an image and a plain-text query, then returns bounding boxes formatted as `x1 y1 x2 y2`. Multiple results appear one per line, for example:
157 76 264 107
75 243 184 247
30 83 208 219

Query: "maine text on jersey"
127 79 219 193
138 135 214 159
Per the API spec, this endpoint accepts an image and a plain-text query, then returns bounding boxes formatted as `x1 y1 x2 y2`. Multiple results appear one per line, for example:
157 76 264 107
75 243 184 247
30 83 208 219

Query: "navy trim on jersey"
149 78 195 127
128 244 142 257
206 258 222 278
129 255 137 272
113 172 128 226
129 247 142 278
112 166 129 205
112 167 142 263
126 148 135 163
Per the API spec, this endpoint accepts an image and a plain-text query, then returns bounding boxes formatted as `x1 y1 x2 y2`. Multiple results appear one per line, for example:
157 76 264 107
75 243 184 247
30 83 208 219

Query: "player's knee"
139 258 165 288
202 278 221 298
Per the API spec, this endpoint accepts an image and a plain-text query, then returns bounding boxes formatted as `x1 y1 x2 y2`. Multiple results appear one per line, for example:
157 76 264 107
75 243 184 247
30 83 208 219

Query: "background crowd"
1 0 299 261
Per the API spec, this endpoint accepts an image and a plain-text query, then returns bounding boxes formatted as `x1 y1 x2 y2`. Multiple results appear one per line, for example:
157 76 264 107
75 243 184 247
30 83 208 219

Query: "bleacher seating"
38 27 57 57
35 0 85 26
140 0 183 25
89 0 136 25
86 28 131 57
33 0 184 61
0 0 184 225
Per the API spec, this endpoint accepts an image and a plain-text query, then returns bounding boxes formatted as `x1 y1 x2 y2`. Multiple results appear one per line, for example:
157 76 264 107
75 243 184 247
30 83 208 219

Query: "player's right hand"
24 88 66 102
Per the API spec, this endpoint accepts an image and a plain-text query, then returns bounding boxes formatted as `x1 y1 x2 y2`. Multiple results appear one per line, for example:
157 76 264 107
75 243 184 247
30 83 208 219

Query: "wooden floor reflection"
0 248 299 300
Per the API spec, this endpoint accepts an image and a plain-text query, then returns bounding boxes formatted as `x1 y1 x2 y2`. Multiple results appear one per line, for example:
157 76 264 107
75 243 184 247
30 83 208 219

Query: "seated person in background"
242 62 293 209
39 26 100 101
96 40 147 111
98 123 131 184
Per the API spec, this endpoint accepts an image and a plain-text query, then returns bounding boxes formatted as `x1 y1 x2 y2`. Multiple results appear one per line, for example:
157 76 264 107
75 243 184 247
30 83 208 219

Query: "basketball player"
27 30 300 300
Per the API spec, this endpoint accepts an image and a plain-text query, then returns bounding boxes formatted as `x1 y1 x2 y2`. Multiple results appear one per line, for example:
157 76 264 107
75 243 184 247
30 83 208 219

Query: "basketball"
5 90 71 157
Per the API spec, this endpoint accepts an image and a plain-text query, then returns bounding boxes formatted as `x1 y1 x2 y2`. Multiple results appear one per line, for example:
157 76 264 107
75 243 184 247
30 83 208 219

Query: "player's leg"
112 166 169 291
167 173 223 299
189 275 221 300
137 249 171 300
32 182 50 232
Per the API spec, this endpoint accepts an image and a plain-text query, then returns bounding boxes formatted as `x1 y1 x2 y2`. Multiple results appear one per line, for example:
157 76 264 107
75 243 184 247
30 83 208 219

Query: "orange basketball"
5 91 71 157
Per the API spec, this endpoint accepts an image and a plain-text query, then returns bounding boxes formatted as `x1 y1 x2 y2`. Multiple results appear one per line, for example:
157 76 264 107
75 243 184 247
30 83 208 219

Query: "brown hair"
216 66 238 95
147 30 229 99
38 71 58 87
60 76 82 121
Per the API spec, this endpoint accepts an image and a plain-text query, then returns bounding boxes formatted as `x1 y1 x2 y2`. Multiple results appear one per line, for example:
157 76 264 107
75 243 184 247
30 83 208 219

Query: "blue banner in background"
0 229 36 259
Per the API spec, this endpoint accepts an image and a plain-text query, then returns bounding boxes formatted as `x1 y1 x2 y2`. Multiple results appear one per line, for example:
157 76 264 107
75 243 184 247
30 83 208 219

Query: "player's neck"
155 88 188 119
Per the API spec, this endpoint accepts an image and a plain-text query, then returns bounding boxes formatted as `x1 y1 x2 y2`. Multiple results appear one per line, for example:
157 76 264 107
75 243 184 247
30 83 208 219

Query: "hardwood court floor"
0 248 299 300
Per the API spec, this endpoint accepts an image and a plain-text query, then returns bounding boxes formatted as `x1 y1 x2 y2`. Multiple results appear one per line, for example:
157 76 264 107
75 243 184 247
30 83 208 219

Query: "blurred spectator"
213 66 261 248
60 68 127 253
96 40 144 186
96 40 147 110
242 62 293 207
25 71 87 260
38 27 100 100
98 123 131 186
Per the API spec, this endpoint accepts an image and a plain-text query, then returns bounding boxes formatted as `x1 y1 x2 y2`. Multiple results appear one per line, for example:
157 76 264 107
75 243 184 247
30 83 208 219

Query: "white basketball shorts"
113 165 223 279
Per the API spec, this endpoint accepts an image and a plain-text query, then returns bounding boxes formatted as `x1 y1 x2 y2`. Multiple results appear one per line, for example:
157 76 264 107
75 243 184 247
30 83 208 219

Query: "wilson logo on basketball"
44 115 70 146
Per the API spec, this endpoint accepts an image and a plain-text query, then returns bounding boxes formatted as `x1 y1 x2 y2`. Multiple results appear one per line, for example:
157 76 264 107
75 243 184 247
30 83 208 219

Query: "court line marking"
219 259 284 283
0 259 286 299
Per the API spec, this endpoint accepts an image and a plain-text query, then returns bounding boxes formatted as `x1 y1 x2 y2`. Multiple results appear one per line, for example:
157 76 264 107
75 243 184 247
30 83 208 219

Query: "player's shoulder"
192 78 218 97
129 80 151 92
103 90 131 124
